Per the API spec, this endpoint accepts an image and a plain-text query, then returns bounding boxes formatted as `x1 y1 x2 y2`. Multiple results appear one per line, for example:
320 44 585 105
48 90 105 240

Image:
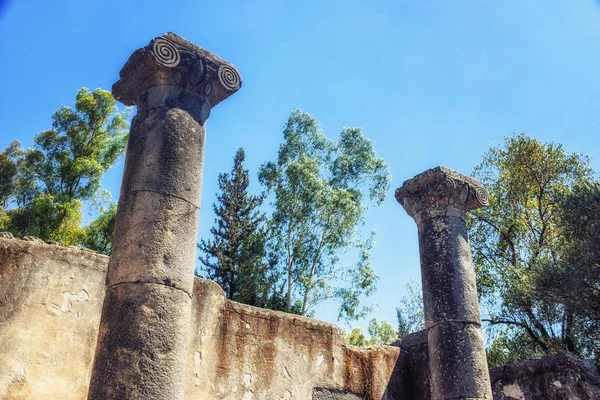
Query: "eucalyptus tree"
259 109 391 320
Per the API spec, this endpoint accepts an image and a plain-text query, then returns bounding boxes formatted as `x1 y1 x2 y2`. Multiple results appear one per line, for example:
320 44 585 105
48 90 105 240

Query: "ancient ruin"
395 167 492 399
88 32 242 400
1 33 600 399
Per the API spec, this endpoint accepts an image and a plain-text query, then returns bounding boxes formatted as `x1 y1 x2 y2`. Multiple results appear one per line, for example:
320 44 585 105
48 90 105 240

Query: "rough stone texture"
88 283 191 399
391 330 431 400
398 332 600 400
395 166 489 225
185 278 401 399
2 237 600 399
0 237 401 399
396 166 492 400
0 237 107 399
107 188 200 293
416 217 481 328
89 32 242 400
312 388 363 399
112 32 241 116
428 322 491 398
490 352 600 400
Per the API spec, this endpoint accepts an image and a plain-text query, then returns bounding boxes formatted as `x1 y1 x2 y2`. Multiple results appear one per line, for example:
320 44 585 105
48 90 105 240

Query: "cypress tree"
198 148 276 307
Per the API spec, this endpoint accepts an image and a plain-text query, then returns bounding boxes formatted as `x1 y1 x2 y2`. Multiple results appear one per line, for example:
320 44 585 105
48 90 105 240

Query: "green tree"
345 327 368 347
198 148 277 308
396 282 425 340
469 133 593 364
537 181 600 364
344 319 399 347
82 203 117 255
367 318 399 345
0 150 17 210
0 87 129 245
259 109 391 321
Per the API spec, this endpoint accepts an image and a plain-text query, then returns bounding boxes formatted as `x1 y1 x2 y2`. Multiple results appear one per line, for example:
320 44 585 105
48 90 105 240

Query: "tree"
345 327 368 347
0 87 129 245
468 133 594 364
367 318 399 345
538 181 600 364
396 282 425 340
344 319 399 347
259 109 391 321
82 203 117 255
0 150 17 210
198 148 277 308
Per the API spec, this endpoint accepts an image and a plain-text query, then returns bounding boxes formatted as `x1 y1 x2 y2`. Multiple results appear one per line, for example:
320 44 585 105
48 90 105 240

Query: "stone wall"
2 235 599 399
0 235 108 399
186 278 401 399
0 236 401 399
490 352 600 400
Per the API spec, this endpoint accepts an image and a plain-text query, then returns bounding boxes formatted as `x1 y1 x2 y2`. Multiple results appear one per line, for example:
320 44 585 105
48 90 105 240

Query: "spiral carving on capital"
218 64 242 92
395 166 489 223
112 32 242 109
152 38 181 67
474 185 490 206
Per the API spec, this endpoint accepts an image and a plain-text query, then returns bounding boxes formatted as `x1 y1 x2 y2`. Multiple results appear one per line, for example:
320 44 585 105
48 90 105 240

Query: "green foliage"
344 318 399 347
0 87 129 246
31 87 129 203
6 193 85 245
396 282 425 339
485 327 546 367
0 151 17 209
345 327 368 347
82 203 117 255
367 318 399 345
537 182 600 364
199 148 279 309
259 109 391 321
469 132 594 363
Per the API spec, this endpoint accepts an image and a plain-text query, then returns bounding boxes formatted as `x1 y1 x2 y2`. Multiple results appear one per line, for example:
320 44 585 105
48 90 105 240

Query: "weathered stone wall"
186 278 401 399
0 236 401 399
490 352 600 400
2 235 599 399
0 235 107 399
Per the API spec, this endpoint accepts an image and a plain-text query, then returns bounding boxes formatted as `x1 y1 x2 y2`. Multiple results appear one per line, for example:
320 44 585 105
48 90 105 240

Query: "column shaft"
396 166 493 400
88 32 242 399
88 109 203 399
418 216 491 399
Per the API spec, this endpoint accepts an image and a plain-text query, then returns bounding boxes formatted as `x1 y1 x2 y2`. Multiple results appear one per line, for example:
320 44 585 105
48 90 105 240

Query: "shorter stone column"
395 166 492 400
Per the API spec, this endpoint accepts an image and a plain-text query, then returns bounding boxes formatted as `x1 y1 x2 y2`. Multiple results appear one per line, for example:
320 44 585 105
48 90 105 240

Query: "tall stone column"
88 33 241 399
395 166 492 400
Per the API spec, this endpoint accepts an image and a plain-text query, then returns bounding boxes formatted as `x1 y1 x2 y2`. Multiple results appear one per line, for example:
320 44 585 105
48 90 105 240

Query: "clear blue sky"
1 1 599 332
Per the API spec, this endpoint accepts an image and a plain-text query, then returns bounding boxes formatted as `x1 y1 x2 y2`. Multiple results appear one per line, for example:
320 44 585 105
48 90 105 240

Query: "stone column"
88 33 241 400
395 166 492 400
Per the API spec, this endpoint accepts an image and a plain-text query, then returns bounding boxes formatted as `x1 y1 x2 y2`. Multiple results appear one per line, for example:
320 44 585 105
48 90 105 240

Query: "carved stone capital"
395 166 489 224
112 32 242 123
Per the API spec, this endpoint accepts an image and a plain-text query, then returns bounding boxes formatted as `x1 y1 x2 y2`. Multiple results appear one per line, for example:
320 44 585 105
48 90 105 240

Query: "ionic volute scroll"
395 166 489 225
112 32 242 122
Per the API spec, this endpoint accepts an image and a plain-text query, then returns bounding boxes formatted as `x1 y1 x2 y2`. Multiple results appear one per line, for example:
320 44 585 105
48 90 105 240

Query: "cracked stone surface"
1 237 599 399
0 236 108 399
396 166 493 400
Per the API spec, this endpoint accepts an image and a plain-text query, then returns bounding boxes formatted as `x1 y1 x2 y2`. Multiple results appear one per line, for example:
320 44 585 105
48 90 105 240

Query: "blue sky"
1 1 599 332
